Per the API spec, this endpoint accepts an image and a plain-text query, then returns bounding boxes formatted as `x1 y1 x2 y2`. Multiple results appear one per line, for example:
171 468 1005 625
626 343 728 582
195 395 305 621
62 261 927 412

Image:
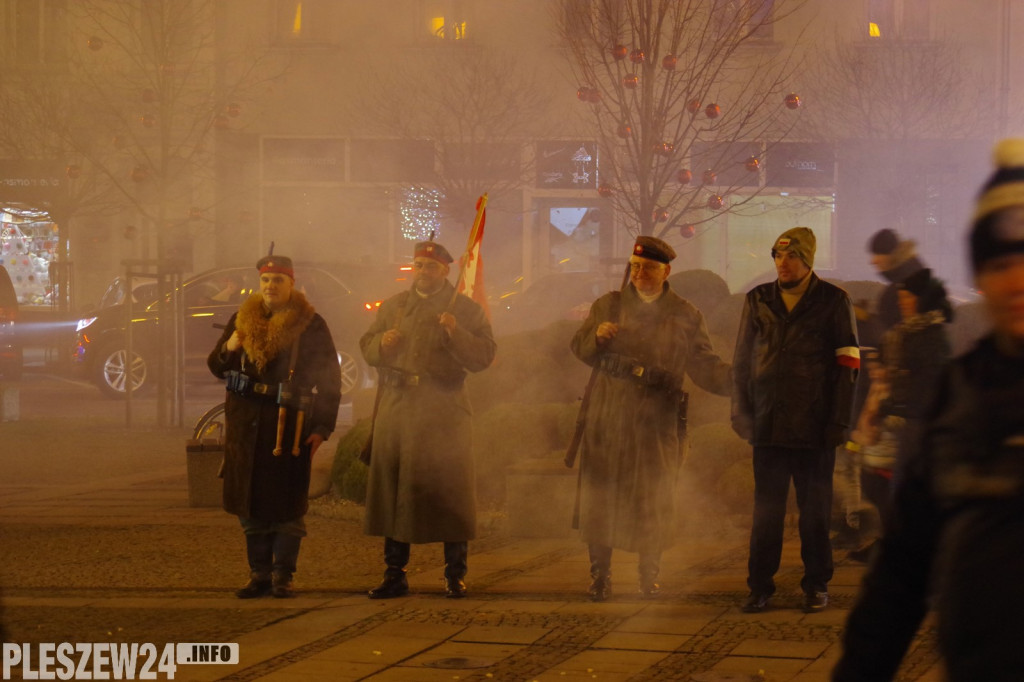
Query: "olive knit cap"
771 227 816 269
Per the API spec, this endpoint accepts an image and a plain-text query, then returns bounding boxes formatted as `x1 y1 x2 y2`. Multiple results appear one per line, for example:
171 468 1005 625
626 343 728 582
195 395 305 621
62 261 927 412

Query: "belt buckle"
631 365 645 378
407 375 419 387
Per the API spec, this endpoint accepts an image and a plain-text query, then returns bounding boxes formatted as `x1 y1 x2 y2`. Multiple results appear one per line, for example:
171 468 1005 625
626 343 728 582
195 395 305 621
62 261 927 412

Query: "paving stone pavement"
0 373 943 681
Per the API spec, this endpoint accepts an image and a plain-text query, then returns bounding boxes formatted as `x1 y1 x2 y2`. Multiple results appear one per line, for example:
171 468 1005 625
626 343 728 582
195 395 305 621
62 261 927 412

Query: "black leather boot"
638 552 661 598
368 538 410 599
587 545 612 602
236 533 273 599
443 542 468 598
271 533 302 598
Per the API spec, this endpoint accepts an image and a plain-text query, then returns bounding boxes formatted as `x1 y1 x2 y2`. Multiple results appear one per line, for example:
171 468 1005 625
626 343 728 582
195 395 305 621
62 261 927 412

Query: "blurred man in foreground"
834 139 1024 681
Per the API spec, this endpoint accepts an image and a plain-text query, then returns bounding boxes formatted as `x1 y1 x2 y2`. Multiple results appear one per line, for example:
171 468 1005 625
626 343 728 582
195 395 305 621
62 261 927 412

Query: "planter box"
505 458 577 538
185 439 224 508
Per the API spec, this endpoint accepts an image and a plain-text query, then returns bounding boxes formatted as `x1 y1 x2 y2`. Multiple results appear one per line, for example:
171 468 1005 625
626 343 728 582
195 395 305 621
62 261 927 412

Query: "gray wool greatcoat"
360 280 496 544
207 292 342 523
571 283 732 554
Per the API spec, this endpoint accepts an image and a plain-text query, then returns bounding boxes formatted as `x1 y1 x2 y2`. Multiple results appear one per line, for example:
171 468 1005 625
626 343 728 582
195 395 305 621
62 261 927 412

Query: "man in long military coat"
361 240 496 599
208 254 341 599
571 236 732 601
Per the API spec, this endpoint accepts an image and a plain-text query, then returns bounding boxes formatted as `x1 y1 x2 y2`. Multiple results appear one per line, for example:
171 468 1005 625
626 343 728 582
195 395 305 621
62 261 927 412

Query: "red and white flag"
456 194 490 319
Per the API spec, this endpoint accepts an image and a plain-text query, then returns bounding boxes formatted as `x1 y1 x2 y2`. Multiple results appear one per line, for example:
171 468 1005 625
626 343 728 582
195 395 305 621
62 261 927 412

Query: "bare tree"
556 0 807 238
352 48 561 232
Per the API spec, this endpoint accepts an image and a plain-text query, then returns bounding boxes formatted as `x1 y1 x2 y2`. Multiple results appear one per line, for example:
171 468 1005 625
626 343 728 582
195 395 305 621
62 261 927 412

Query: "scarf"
234 290 315 371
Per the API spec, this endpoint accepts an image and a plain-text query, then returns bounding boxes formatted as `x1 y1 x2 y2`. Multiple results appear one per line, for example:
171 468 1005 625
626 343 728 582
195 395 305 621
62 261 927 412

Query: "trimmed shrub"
668 268 731 313
683 422 750 489
330 418 371 503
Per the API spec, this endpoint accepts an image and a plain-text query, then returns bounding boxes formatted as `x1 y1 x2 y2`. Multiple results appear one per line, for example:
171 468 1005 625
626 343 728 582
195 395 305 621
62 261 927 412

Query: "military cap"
256 254 294 279
414 241 454 264
632 235 676 264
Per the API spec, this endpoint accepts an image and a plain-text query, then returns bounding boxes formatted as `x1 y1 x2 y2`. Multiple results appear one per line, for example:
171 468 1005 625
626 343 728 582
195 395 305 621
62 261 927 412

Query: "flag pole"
449 193 488 308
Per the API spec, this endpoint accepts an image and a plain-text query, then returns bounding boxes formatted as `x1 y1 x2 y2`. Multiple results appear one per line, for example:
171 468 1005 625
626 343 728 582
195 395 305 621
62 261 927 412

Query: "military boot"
368 538 411 599
638 552 661 599
271 533 302 598
236 533 274 599
587 545 613 602
443 542 468 598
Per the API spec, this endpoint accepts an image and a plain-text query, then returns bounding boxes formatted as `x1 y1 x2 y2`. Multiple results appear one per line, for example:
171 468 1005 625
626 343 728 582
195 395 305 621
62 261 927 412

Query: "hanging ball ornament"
686 98 702 114
707 194 724 210
745 156 761 172
677 168 693 184
659 141 675 157
662 54 678 70
654 209 670 223
226 102 242 117
598 184 615 198
65 165 81 180
784 92 801 110
629 48 645 64
616 123 633 139
622 74 639 90
130 166 150 183
87 37 103 51
680 224 696 238
140 113 156 128
705 103 721 119
188 207 203 221
611 44 628 60
702 169 718 185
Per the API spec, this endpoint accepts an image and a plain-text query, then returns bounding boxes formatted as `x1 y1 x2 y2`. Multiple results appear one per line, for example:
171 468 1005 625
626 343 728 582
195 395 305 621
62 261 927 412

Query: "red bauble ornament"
707 194 724 210
616 123 632 139
140 113 156 128
654 209 669 223
784 92 801 110
702 169 717 185
597 184 615 198
611 44 628 60
159 63 176 75
130 166 150 183
705 103 721 119
142 89 157 103
622 74 639 90
65 165 81 179
662 54 677 70
658 141 675 156
87 37 103 51
744 156 760 172
226 102 242 117
188 207 203 221
676 168 693 184
679 224 695 238
629 48 645 64
686 98 701 114
576 87 589 101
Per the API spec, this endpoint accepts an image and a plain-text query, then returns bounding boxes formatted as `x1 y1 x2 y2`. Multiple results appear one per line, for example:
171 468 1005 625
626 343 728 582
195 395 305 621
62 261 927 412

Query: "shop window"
274 0 334 45
867 0 930 40
420 0 469 42
0 0 67 66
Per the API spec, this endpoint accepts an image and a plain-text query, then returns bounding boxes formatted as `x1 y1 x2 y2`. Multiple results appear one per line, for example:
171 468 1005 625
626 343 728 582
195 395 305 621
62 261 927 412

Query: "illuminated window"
0 0 67 66
421 0 469 42
867 0 929 40
713 0 775 41
275 0 332 44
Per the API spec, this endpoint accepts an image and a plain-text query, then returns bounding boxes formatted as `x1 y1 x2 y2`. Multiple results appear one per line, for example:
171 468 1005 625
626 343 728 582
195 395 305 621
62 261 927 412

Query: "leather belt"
598 353 680 392
252 382 276 395
379 367 421 388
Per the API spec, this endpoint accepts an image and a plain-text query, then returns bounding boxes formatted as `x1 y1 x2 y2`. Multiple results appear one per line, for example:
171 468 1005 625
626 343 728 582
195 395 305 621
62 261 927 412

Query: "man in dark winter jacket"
208 254 342 599
571 236 732 602
833 138 1024 681
732 227 860 614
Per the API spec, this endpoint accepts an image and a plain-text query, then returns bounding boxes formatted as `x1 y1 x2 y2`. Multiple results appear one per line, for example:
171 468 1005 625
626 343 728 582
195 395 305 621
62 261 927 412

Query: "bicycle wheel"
193 402 227 441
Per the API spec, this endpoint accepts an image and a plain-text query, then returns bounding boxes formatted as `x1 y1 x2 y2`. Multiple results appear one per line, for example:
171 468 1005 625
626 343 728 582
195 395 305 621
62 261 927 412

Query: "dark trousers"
747 446 835 595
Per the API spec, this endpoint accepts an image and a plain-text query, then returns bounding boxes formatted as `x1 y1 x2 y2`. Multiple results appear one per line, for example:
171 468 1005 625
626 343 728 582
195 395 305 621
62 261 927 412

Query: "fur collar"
235 291 315 371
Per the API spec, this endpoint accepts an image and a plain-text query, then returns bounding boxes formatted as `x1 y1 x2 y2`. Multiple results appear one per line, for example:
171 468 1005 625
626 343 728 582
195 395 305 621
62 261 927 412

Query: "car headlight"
76 317 97 332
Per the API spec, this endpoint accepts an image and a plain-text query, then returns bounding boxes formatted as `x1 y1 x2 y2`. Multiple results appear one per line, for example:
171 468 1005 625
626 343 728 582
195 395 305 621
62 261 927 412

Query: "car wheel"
338 348 362 403
94 343 150 398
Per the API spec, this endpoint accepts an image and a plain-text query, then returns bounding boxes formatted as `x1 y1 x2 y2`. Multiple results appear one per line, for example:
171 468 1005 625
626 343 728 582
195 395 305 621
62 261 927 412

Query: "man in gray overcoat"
571 236 732 601
361 240 496 599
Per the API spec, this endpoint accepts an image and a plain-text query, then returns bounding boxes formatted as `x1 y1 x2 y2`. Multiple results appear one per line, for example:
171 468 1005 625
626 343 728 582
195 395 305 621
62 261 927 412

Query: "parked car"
73 264 374 399
95 275 161 310
490 271 615 336
0 264 22 379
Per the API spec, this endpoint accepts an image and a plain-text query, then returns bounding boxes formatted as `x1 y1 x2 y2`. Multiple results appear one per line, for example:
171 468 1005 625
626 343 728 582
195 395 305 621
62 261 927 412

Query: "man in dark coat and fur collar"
208 253 341 599
360 240 496 600
571 236 732 602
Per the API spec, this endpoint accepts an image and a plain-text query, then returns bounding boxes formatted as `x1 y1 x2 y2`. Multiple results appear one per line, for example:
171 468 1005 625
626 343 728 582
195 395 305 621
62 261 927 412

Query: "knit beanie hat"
771 227 816 269
868 228 900 255
971 138 1024 272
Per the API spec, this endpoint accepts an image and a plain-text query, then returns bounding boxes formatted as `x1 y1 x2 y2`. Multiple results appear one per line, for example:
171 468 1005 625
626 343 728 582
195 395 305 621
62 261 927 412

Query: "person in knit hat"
732 226 860 614
835 139 1024 681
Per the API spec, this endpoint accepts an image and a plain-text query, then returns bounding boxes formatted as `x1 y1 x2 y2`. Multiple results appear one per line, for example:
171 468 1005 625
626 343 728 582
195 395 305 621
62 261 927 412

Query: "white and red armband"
835 346 861 369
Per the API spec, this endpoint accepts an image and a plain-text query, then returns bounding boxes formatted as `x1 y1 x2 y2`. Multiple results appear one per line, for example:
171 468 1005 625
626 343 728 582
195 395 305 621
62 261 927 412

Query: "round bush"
668 268 731 313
